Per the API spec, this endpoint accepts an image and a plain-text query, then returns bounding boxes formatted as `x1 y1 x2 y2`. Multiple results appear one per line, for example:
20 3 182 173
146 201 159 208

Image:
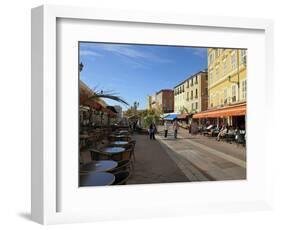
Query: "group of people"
164 119 179 139
148 119 245 143
148 119 180 140
216 124 245 141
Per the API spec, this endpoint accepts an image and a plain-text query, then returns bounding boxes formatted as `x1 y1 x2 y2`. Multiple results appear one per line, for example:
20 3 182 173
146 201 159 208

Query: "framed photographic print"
31 5 274 225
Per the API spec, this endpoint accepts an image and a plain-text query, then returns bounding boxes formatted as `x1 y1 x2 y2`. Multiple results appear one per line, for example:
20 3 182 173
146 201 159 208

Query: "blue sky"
79 42 207 110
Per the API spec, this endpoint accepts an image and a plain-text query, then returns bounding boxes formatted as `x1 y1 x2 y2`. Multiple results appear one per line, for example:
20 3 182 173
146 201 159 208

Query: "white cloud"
80 50 102 57
95 44 173 63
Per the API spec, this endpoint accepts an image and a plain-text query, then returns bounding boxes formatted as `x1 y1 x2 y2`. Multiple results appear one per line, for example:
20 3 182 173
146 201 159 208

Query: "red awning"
192 103 246 119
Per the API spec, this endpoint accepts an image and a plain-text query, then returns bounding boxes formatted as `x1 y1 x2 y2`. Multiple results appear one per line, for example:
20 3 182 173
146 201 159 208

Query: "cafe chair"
112 171 130 185
89 148 111 161
109 160 131 174
111 146 135 172
129 140 136 161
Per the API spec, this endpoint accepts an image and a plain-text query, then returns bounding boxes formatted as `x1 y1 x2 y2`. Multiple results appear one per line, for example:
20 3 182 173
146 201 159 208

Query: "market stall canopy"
164 114 178 121
192 102 246 119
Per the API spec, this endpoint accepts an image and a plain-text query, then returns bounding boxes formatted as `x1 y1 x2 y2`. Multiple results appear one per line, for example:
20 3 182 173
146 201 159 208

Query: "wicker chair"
109 147 135 174
88 148 111 161
112 171 130 185
109 160 131 174
129 140 136 162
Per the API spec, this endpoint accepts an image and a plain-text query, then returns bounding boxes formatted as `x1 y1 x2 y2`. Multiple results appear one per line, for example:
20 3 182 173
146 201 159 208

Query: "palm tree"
82 91 129 106
133 101 139 111
180 106 189 114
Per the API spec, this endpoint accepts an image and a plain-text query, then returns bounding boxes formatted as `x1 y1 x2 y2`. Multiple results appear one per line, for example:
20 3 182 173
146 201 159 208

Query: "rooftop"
173 69 207 88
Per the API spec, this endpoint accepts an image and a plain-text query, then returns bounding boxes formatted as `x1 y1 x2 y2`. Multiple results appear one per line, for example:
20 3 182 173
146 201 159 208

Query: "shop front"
192 102 246 129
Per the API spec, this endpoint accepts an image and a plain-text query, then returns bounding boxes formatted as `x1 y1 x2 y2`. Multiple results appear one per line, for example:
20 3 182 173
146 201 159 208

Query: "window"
191 91 193 99
240 50 247 65
209 52 214 65
195 102 198 109
232 85 237 102
215 49 220 58
195 76 198 84
216 93 220 107
242 80 247 99
205 88 208 96
224 88 228 104
231 52 237 70
192 103 194 110
223 59 227 76
191 78 194 86
187 92 189 101
195 89 198 98
215 66 219 81
209 94 213 108
187 81 189 88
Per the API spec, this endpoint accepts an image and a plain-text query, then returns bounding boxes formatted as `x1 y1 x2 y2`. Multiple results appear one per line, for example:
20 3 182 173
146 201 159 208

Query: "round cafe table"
80 160 118 173
110 134 128 138
79 172 115 187
110 141 129 146
115 130 129 135
102 147 125 154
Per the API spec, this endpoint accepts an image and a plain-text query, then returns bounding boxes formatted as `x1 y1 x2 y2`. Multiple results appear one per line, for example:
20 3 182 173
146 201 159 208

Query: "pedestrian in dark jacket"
149 123 156 140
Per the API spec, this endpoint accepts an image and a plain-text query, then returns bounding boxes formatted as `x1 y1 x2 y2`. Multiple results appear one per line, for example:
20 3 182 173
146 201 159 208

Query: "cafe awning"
192 102 246 119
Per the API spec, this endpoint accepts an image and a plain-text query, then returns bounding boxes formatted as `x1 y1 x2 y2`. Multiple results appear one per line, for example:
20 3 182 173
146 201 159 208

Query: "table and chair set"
79 127 136 187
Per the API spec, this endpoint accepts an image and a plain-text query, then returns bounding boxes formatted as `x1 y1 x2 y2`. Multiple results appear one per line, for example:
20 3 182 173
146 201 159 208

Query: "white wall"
0 0 280 229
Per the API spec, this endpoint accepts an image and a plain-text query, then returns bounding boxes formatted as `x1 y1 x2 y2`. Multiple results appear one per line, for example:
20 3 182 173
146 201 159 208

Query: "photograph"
78 42 247 187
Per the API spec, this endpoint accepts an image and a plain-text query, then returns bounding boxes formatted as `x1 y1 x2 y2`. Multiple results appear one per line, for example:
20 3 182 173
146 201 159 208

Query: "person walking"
173 119 179 139
149 123 156 140
164 121 169 138
152 123 157 140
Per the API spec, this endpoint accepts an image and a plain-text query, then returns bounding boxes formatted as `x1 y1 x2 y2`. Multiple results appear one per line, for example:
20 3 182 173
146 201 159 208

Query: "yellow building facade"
208 48 247 108
174 81 186 113
174 71 208 114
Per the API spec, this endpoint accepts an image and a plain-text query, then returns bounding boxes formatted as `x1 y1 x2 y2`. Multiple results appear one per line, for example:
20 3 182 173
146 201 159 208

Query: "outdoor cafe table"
114 130 129 135
79 134 90 139
79 172 115 186
110 141 129 146
102 147 125 154
80 160 118 173
109 134 128 138
98 146 129 161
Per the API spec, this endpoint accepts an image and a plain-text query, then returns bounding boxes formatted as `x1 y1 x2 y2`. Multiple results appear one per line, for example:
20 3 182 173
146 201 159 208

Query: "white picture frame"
31 5 274 225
